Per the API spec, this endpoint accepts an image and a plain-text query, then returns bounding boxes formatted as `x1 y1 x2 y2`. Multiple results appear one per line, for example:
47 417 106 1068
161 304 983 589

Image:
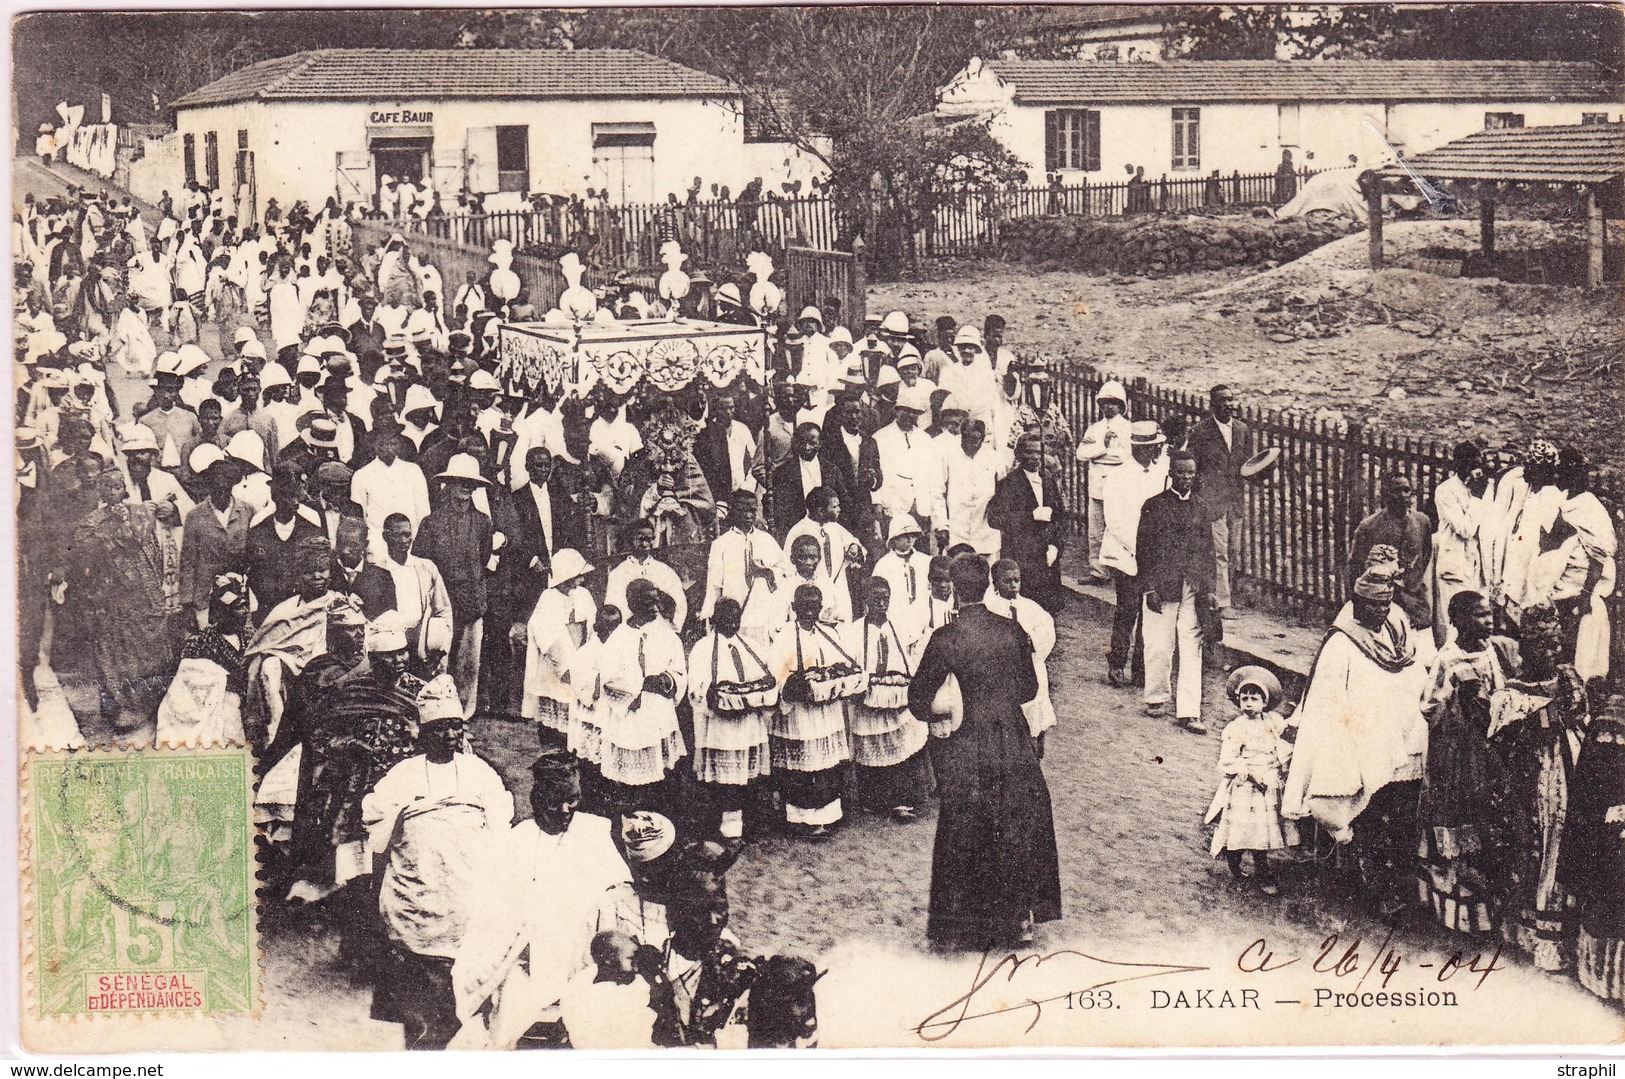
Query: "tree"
1161 4 1624 66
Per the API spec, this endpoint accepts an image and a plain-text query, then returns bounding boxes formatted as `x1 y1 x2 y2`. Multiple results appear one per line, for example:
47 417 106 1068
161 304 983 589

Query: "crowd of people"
13 168 1622 1046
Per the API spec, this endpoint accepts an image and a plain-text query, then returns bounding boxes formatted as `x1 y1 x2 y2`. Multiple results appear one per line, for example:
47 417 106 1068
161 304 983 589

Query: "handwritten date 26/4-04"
1237 931 1504 992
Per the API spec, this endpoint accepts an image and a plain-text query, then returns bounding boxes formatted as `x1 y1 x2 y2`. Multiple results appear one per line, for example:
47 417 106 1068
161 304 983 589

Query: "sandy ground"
873 220 1623 480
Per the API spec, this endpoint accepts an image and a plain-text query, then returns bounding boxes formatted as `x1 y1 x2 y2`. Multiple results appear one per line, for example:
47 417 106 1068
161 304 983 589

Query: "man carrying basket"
769 584 862 840
687 598 777 840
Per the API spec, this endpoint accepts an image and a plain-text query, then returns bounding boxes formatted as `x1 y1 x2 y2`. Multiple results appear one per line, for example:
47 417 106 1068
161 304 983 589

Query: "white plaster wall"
993 97 1625 182
176 95 821 219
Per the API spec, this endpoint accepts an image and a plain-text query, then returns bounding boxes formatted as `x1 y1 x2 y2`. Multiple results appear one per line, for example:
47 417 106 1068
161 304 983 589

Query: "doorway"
591 122 656 203
371 137 431 190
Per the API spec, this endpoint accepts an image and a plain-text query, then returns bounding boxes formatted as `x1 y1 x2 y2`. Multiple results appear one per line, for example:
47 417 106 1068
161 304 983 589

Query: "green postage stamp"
22 747 259 1021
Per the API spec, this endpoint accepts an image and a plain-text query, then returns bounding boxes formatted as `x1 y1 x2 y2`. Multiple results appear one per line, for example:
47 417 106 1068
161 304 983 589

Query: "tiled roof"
173 49 734 109
985 60 1622 105
1381 122 1625 184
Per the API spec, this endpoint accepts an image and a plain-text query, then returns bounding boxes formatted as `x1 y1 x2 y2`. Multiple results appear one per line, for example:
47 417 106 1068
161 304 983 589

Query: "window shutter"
1045 111 1060 172
1085 111 1101 172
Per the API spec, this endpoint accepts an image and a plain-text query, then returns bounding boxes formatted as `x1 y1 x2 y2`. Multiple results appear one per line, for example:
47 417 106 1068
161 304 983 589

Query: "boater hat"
302 418 340 449
1129 420 1165 446
1240 447 1281 480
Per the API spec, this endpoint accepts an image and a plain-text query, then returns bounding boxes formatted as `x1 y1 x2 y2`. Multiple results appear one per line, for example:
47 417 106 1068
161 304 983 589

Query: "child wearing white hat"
1204 665 1297 895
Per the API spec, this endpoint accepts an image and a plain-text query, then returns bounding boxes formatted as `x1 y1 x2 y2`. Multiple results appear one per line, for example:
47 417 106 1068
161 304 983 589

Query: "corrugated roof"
1380 122 1625 184
985 59 1622 105
173 49 734 109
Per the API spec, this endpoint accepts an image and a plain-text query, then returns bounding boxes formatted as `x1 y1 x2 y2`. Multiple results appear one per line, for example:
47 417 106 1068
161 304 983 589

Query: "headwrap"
414 673 462 723
1526 439 1559 467
328 593 366 627
618 811 676 864
365 610 409 653
211 572 248 609
1364 544 1400 571
1353 567 1397 603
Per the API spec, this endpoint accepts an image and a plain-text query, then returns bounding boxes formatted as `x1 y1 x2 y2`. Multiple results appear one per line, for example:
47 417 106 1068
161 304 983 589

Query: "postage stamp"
20 747 260 1027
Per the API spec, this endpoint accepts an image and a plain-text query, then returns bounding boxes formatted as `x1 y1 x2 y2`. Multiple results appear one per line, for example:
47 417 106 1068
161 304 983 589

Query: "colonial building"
167 48 823 219
937 59 1624 181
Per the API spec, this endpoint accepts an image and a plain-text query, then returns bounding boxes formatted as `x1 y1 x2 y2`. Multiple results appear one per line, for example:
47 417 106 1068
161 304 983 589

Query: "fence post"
1339 420 1366 583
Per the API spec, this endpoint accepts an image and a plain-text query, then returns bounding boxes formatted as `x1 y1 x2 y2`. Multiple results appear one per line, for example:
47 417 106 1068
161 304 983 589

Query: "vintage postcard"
9 2 1624 1056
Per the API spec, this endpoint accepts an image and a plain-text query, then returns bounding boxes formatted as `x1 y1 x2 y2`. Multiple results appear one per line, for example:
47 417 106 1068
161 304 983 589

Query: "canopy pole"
1586 187 1604 289
1366 179 1384 271
1479 196 1496 258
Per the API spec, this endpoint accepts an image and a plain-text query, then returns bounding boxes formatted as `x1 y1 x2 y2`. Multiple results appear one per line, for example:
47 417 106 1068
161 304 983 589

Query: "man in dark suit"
177 451 254 629
819 392 881 550
987 433 1067 613
771 422 831 539
692 392 739 508
508 447 575 622
907 554 1060 948
1186 383 1251 617
245 463 326 618
1134 450 1216 733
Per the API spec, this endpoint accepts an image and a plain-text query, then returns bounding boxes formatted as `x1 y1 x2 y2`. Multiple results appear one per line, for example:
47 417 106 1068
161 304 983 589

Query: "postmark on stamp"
21 746 259 1022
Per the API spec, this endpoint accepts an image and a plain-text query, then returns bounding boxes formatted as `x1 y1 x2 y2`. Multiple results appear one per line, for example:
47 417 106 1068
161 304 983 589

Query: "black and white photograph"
8 2 1625 1057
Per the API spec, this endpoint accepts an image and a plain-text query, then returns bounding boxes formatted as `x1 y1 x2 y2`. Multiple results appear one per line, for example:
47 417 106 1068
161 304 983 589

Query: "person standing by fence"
1075 380 1132 585
1188 384 1250 619
1134 450 1215 734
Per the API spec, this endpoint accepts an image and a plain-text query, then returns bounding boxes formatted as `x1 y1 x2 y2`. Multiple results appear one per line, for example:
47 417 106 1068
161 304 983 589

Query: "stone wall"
998 212 1355 275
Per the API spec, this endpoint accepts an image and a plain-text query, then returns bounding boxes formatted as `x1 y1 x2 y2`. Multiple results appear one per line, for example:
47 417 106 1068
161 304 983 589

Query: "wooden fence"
784 245 867 333
382 168 1317 272
1050 366 1625 672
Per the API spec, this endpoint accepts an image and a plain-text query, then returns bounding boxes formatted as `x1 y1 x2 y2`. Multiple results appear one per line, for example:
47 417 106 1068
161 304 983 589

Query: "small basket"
713 676 779 713
807 667 868 703
863 672 912 710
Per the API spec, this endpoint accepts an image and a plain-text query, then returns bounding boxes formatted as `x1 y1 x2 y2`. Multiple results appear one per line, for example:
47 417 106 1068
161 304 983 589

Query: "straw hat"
1129 420 1165 446
301 418 340 449
895 384 931 413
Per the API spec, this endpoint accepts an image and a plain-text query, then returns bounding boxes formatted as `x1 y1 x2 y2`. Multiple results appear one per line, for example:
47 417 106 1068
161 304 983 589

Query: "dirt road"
872 224 1623 480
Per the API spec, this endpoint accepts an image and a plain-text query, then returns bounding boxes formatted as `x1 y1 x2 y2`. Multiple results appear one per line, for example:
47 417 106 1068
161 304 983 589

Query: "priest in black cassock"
908 554 1062 948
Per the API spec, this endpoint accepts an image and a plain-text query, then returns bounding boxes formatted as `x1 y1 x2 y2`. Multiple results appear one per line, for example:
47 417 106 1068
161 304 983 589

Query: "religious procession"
12 7 1625 1054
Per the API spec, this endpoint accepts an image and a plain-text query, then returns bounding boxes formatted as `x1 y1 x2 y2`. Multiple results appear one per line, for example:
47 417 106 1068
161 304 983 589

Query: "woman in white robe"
1282 565 1433 844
